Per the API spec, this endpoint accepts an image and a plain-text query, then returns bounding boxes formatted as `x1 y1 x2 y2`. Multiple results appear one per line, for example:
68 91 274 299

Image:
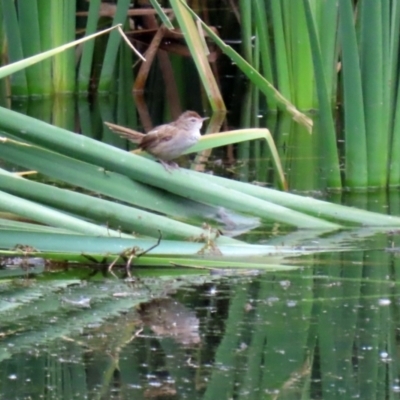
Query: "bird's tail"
104 122 145 143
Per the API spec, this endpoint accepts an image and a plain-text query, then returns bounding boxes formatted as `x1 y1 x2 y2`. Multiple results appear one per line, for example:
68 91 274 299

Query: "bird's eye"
190 118 197 122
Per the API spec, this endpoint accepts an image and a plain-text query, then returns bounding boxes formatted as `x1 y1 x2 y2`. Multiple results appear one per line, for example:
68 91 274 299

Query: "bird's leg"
159 159 179 171
169 161 179 169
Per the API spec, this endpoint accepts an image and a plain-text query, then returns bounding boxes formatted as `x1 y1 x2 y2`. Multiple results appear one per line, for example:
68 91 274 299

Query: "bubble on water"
148 381 162 387
361 346 374 351
265 389 280 394
209 286 217 295
279 280 291 289
378 298 391 306
266 296 279 305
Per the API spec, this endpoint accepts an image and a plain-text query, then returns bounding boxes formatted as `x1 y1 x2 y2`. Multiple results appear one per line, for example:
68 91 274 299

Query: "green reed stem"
1 0 28 96
98 0 131 92
338 0 368 188
18 0 45 95
78 0 102 93
303 0 341 188
359 0 387 187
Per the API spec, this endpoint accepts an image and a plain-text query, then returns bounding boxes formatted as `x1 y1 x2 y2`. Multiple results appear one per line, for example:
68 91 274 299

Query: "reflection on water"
138 298 201 346
1 242 400 399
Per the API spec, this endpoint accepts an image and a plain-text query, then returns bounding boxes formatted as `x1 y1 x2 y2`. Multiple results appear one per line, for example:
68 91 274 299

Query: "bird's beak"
202 117 209 121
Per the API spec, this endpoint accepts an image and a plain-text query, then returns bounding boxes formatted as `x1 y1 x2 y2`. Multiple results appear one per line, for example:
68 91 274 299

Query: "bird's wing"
104 122 145 143
139 124 175 150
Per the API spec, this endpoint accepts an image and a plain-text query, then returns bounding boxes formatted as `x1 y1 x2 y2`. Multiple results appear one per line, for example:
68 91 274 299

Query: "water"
0 237 399 399
2 55 400 399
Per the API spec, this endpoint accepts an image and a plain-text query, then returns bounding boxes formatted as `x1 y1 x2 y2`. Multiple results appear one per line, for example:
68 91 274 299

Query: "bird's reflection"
137 297 201 346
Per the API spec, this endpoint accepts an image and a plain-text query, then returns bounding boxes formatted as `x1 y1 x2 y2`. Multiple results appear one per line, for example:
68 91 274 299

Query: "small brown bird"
105 111 208 169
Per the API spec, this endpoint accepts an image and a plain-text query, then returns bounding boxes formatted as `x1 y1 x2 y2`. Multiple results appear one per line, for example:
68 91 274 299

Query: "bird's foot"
159 160 179 172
